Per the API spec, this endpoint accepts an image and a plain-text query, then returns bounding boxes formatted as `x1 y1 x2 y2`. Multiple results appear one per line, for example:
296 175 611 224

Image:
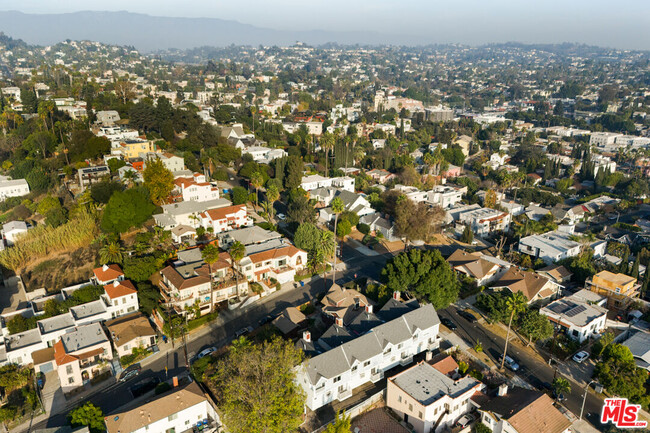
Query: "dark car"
130 377 161 398
457 309 478 323
440 317 457 330
119 363 142 382
258 315 274 326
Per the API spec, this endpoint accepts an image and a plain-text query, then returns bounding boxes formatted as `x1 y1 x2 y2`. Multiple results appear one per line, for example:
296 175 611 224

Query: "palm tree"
265 185 280 222
321 133 335 175
250 172 263 210
202 244 220 313
500 291 527 370
123 169 138 187
229 241 246 297
331 197 344 284
99 241 124 264
552 377 571 401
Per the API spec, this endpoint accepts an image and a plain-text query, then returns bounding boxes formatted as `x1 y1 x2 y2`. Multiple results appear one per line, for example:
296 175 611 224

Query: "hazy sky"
2 0 650 49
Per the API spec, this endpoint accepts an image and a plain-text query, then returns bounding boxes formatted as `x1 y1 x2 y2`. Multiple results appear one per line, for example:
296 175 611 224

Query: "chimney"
172 376 179 388
335 317 344 327
303 331 311 343
393 291 401 301
113 280 119 287
425 351 433 362
498 383 508 397
102 264 109 272
365 304 373 314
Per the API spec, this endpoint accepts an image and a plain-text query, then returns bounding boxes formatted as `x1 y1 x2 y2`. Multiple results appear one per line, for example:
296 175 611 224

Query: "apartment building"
518 231 581 265
387 361 484 433
296 304 441 411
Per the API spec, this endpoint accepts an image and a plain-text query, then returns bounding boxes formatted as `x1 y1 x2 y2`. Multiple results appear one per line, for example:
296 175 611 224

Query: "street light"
580 380 599 421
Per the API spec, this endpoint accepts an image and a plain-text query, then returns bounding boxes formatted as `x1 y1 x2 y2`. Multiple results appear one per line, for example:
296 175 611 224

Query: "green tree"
331 196 345 281
99 241 124 264
336 220 352 238
143 158 174 205
591 331 614 358
381 249 459 308
552 377 571 400
518 309 553 346
101 188 156 233
69 402 105 433
500 292 527 370
285 156 303 190
123 255 161 282
231 186 249 205
250 172 263 209
461 225 474 244
202 244 220 314
324 411 351 433
287 193 315 225
229 241 246 295
0 364 32 390
211 338 305 433
90 181 123 204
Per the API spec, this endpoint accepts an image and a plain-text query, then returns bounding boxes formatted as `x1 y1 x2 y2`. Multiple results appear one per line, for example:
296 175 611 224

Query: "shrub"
155 382 172 395
357 223 370 235
187 311 219 331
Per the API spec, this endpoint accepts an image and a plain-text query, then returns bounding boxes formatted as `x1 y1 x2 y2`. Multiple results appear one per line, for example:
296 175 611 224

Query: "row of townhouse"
0 265 138 367
296 303 441 411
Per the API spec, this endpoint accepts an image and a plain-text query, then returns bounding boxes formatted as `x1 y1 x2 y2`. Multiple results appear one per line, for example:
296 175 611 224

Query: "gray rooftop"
540 295 607 327
519 231 580 257
217 225 281 246
38 313 75 335
304 304 439 384
61 323 108 353
70 300 107 320
6 328 42 351
245 238 290 256
392 362 480 406
160 198 231 216
622 331 650 368
177 248 204 264
571 289 607 304
3 220 28 232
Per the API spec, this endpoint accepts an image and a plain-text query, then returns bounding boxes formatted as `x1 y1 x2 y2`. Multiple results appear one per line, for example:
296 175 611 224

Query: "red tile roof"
53 340 77 365
104 280 137 299
202 205 246 222
93 264 124 282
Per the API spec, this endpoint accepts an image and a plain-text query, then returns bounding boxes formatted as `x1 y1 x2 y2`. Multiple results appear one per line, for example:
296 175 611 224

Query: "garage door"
39 362 54 374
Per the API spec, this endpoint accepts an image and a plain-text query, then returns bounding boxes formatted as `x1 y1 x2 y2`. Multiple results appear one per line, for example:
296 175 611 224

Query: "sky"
2 0 650 50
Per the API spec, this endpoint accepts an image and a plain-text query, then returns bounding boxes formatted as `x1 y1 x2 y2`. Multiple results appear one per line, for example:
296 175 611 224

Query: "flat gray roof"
6 328 42 351
392 362 480 406
39 313 75 334
160 198 231 216
62 323 108 352
70 300 106 320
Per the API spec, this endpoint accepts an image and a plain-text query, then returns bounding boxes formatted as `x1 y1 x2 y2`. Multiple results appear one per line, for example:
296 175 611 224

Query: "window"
398 343 403 349
122 298 127 304
333 376 341 383
165 429 176 433
419 411 423 419
66 365 73 375
409 404 413 412
68 377 74 384
185 420 190 425
384 348 391 355
398 396 402 403
168 413 178 421
364 361 371 367
351 366 357 372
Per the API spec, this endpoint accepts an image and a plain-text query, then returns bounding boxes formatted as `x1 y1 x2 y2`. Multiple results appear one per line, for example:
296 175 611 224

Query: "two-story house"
105 312 157 357
173 175 220 202
446 250 512 286
53 323 113 394
540 292 608 343
238 244 307 284
104 280 139 318
492 268 560 306
586 270 640 310
199 204 252 233
518 231 581 265
296 304 441 411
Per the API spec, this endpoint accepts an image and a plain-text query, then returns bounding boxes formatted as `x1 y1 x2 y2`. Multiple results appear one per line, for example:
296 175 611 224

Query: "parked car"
499 355 520 371
196 347 217 360
258 315 274 326
276 213 286 221
235 326 253 338
457 309 478 323
119 363 142 382
572 350 589 363
440 317 457 330
455 414 475 429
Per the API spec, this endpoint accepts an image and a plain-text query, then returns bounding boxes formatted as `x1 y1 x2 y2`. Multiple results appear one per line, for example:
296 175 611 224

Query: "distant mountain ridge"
0 10 419 52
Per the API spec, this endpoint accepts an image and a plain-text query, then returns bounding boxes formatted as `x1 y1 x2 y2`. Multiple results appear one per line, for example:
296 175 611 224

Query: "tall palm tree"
202 244 220 313
99 242 124 264
265 185 280 221
552 377 571 401
500 291 527 370
250 172 263 210
122 169 138 187
321 133 335 176
331 197 344 284
229 241 246 296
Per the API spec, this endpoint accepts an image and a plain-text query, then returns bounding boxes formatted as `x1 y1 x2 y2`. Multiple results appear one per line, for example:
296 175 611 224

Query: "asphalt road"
29 246 390 431
440 307 609 431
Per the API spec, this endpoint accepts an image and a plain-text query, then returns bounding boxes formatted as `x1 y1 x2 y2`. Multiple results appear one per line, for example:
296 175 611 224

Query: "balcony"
337 387 353 401
400 355 414 366
370 371 384 383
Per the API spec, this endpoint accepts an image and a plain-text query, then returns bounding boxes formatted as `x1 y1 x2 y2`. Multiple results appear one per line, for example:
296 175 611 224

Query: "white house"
296 304 441 411
105 381 220 433
243 145 288 164
387 361 484 433
540 291 608 343
238 243 308 284
451 205 510 236
300 175 355 192
2 221 28 246
199 204 251 233
153 198 231 230
0 177 30 201
173 175 220 202
518 231 581 265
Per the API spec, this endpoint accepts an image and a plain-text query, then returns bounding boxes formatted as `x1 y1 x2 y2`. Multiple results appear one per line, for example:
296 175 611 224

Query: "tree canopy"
381 249 459 308
143 157 174 205
101 188 156 233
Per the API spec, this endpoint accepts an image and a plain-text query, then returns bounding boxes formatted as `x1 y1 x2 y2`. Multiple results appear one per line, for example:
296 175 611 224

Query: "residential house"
53 323 113 394
316 190 375 222
518 231 581 265
586 270 640 310
237 242 307 284
171 225 197 244
2 220 28 246
387 361 484 433
321 284 372 326
118 139 156 159
453 135 472 156
77 166 110 191
492 268 560 305
140 152 186 173
540 293 608 343
536 265 572 285
95 110 120 126
243 145 287 164
500 200 525 216
216 225 282 250
220 123 247 140
0 177 30 201
296 304 441 411
524 204 550 222
104 381 220 433
153 198 231 230
429 185 465 209
199 204 252 233
476 386 571 433
452 205 511 236
273 307 308 336
367 169 397 184
621 331 650 371
105 312 157 358
360 213 397 241
92 264 124 286
104 280 139 318
300 175 355 192
173 175 220 202
446 250 511 286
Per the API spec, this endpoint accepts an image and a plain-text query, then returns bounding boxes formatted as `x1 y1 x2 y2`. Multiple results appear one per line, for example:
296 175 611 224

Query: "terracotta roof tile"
104 280 137 299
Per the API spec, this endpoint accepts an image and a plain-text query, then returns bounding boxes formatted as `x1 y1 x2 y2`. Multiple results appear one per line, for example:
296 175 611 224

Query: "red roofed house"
200 204 251 233
92 264 125 285
104 280 139 318
173 174 220 203
237 244 308 284
53 322 113 394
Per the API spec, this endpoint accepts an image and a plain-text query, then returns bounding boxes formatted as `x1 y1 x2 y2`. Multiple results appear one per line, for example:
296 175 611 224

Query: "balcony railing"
370 371 384 383
338 387 353 401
